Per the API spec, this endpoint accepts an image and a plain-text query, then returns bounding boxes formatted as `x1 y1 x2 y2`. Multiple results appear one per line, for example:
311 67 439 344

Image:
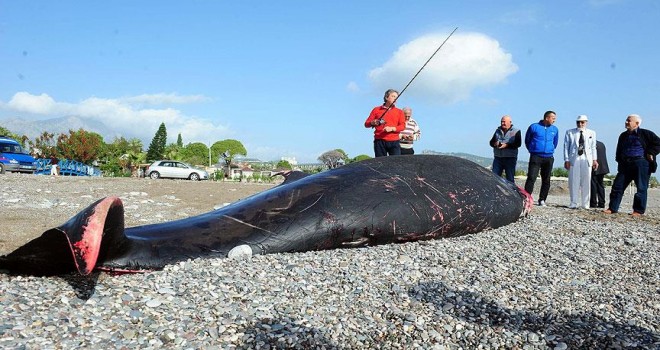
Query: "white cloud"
346 81 360 93
7 92 60 114
3 92 230 144
368 32 518 104
121 93 210 105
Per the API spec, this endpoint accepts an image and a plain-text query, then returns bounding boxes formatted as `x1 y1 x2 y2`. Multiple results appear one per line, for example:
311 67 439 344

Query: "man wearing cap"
563 115 598 209
605 114 660 216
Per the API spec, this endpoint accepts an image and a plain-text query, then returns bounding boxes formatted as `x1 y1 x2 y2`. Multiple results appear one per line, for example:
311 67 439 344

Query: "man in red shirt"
364 89 406 157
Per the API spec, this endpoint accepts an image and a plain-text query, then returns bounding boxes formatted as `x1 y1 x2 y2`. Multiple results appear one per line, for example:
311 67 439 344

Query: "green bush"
551 167 568 178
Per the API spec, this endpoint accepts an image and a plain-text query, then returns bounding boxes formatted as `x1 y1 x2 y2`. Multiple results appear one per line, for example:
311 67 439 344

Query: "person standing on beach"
489 115 521 182
364 89 406 157
563 115 598 209
604 114 660 216
590 141 609 208
399 107 421 155
524 111 559 206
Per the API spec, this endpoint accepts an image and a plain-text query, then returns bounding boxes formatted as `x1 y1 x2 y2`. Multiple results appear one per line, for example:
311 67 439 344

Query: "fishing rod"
374 27 458 123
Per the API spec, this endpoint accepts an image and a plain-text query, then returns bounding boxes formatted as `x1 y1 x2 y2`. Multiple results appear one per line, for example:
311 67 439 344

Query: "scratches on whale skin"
300 193 324 213
221 215 276 235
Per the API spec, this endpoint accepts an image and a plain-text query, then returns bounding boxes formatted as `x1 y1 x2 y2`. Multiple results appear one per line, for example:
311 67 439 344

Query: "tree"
211 139 247 167
56 129 104 164
276 160 292 170
176 133 183 147
0 125 23 142
335 149 349 163
163 143 183 161
352 154 372 162
146 122 167 162
318 149 345 169
180 142 209 166
31 131 59 158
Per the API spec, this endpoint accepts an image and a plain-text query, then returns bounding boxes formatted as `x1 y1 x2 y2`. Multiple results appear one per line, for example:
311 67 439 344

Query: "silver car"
146 160 209 181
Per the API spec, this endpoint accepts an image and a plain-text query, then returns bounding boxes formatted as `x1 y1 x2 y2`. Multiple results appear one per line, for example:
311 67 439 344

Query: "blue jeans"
608 158 651 214
524 155 554 201
374 140 401 157
492 157 517 183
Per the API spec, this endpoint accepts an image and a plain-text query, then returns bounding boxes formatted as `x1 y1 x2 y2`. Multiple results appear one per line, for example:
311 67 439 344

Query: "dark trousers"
524 155 554 201
400 148 414 155
608 158 650 214
492 156 517 183
590 173 606 208
374 140 401 157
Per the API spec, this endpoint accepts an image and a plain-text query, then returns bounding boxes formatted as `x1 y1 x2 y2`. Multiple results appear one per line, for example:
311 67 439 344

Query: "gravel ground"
1 173 659 349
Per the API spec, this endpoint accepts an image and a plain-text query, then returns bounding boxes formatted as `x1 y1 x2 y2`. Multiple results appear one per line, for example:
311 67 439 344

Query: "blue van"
0 136 37 174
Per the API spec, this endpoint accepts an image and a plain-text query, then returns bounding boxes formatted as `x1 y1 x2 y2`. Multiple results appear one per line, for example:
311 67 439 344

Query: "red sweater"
364 105 406 141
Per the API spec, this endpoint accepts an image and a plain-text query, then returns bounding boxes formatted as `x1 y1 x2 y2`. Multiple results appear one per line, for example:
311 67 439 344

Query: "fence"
34 158 101 176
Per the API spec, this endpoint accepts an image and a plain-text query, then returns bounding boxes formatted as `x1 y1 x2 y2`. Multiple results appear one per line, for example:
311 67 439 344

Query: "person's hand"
564 161 570 170
498 143 507 149
592 160 599 170
384 126 396 132
646 154 654 162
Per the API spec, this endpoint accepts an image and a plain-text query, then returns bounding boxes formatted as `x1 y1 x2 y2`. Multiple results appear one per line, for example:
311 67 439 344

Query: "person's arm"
364 107 379 128
563 131 571 163
489 132 498 147
524 126 532 151
510 130 522 148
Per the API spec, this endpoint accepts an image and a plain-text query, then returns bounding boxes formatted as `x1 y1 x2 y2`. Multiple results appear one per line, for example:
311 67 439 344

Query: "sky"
1 0 658 164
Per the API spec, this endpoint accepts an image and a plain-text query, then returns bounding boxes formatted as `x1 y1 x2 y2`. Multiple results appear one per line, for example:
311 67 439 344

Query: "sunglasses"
577 121 587 124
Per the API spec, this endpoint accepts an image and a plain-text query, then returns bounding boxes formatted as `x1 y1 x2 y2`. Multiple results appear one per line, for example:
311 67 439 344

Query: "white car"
146 160 209 181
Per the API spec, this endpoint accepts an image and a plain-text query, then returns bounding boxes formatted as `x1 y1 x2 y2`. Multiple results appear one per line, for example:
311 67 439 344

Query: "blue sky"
1 0 658 164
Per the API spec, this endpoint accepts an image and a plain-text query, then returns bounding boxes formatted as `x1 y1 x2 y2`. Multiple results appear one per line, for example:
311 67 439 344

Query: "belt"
624 156 643 162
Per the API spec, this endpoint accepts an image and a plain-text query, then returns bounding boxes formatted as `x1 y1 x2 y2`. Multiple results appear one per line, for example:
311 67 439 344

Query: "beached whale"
0 155 532 276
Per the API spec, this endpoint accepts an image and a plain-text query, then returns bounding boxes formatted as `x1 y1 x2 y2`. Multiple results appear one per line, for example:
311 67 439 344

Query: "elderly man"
605 114 660 216
399 107 421 155
489 115 521 182
563 115 598 209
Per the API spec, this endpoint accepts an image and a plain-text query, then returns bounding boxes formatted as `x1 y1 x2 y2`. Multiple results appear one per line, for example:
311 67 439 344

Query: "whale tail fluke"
0 196 126 276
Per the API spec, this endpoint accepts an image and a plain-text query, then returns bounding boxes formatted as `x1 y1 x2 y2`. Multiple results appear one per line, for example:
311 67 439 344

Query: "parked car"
0 136 37 174
146 160 209 181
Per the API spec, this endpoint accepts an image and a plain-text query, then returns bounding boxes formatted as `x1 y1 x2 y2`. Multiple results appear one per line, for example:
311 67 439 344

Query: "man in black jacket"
604 114 660 216
590 141 609 208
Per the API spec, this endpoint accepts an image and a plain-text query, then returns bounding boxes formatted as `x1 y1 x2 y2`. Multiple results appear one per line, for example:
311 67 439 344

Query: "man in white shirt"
563 115 598 209
399 107 421 155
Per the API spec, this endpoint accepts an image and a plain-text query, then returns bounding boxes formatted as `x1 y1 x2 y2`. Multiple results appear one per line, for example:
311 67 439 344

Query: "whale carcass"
0 155 532 276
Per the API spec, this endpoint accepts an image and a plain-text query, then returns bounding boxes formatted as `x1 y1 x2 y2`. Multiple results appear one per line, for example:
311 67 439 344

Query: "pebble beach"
1 174 659 349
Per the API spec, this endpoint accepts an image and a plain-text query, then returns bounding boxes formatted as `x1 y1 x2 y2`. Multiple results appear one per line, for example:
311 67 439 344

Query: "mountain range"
0 116 119 141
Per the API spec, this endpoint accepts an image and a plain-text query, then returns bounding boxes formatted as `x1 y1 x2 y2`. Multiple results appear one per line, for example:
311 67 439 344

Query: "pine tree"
146 123 167 162
176 133 183 147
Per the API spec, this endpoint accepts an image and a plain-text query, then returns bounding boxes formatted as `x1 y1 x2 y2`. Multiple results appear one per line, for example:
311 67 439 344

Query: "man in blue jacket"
524 111 559 206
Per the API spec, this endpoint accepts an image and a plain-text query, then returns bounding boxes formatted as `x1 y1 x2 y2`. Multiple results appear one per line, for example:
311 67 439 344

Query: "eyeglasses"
577 121 587 124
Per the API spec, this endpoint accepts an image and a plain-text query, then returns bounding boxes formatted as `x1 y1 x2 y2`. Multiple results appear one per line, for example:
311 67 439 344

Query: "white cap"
576 115 588 121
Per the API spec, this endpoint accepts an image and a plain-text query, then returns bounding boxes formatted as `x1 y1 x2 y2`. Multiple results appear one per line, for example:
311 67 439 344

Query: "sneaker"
568 204 577 209
538 200 546 207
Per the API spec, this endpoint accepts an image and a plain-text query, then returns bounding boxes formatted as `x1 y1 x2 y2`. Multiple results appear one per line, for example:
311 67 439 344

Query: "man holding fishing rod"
363 28 458 158
364 89 406 157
